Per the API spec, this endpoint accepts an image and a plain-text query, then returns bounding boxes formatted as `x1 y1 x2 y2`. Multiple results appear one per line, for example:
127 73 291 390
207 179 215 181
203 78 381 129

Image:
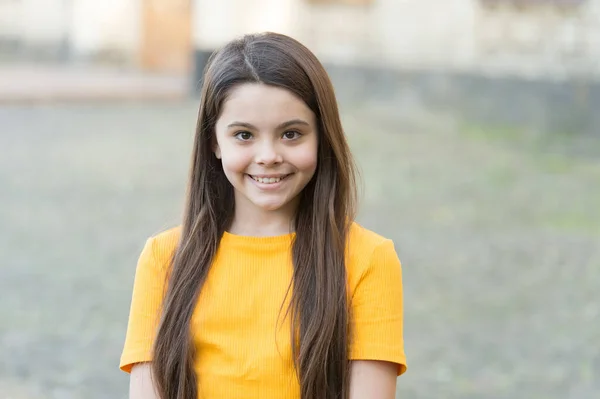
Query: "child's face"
214 83 319 217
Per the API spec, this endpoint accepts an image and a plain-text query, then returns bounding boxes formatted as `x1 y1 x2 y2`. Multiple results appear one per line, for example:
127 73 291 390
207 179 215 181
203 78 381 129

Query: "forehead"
217 83 316 128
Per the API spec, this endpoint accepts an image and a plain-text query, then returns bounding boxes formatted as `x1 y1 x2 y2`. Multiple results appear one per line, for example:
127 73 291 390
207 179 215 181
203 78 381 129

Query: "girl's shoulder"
150 224 182 244
347 221 392 251
346 222 402 283
142 225 182 268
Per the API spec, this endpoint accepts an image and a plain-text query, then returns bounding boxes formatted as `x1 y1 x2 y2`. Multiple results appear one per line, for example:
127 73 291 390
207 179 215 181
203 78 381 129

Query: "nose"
255 140 282 166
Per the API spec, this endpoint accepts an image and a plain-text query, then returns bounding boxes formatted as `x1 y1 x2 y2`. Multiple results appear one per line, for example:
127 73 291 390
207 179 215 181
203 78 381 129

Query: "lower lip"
247 174 290 190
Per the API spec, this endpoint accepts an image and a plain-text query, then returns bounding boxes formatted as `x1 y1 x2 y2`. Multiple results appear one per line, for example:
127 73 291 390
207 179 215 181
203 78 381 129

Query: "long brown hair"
152 32 358 399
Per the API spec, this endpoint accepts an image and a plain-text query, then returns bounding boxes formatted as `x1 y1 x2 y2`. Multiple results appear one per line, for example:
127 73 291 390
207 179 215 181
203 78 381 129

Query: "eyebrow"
227 119 310 130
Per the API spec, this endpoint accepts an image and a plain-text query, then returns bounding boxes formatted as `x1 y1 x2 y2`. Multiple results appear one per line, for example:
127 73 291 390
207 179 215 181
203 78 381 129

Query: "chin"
254 201 287 212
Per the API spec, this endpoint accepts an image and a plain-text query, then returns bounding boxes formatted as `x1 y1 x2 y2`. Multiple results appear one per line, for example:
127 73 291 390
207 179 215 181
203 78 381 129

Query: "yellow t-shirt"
120 222 406 398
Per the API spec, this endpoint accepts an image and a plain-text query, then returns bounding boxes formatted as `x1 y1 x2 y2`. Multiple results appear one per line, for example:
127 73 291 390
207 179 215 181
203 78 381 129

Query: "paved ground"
0 64 188 103
0 98 598 399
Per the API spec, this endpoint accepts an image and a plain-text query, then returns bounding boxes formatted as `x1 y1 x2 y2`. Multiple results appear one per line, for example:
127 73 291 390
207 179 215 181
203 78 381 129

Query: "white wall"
291 1 375 64
191 0 477 68
0 1 22 39
192 0 296 50
292 0 600 75
0 0 140 59
296 0 600 79
472 0 600 79
6 0 598 79
371 0 476 70
191 0 600 79
69 0 141 59
6 0 69 44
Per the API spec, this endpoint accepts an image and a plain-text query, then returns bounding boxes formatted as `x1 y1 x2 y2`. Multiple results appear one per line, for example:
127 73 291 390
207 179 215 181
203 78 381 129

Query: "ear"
213 143 221 159
210 134 222 159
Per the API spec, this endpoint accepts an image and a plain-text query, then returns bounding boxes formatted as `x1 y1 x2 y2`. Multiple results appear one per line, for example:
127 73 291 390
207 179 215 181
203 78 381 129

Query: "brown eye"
235 131 253 141
283 131 300 140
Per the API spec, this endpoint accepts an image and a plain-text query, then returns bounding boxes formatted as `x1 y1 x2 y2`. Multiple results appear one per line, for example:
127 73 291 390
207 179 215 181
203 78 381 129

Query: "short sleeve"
119 238 167 373
349 239 407 375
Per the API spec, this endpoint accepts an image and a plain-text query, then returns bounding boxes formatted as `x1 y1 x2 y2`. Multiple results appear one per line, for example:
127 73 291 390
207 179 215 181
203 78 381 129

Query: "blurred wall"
70 0 141 62
293 0 476 69
192 0 600 81
192 0 297 50
473 1 600 80
0 0 70 59
0 0 140 63
2 0 599 80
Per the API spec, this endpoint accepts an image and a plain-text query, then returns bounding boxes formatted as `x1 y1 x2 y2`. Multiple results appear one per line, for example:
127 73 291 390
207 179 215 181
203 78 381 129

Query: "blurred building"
2 0 599 77
1 0 598 130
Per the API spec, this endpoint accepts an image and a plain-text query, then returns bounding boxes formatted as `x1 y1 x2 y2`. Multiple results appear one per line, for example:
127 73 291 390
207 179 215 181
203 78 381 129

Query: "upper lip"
248 174 290 178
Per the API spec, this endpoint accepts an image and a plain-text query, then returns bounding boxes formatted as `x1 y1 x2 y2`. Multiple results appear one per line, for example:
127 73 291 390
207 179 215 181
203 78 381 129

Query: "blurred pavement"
1 100 599 399
0 64 189 103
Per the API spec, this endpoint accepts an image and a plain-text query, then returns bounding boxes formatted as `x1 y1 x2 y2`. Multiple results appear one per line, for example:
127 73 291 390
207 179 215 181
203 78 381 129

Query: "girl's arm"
129 363 160 399
349 360 398 399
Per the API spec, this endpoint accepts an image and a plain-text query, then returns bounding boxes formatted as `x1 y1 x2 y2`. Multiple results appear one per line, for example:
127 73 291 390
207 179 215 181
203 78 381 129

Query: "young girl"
120 32 406 399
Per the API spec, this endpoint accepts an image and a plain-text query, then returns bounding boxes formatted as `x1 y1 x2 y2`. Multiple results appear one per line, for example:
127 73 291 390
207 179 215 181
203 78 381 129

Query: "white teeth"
251 175 285 184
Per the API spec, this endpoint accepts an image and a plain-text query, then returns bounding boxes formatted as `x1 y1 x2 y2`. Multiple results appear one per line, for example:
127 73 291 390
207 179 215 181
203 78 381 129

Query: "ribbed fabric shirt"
120 222 406 398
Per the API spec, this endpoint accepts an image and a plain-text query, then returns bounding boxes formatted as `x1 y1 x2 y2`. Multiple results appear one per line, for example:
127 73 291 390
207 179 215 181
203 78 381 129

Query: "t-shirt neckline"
221 230 296 246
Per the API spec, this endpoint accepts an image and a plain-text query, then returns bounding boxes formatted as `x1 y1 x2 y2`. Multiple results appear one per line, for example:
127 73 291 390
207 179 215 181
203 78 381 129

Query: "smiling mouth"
248 174 291 184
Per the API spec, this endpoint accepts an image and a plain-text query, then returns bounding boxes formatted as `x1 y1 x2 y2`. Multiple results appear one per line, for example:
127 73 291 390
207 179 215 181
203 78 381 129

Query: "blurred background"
1 0 599 398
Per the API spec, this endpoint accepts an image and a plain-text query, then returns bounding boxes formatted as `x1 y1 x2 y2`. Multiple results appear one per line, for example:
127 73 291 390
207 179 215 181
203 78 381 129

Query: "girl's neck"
227 213 294 237
229 193 300 237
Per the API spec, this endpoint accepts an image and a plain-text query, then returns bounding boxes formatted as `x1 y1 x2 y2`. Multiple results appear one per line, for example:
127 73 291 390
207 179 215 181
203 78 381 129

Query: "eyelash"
234 130 302 141
234 131 253 141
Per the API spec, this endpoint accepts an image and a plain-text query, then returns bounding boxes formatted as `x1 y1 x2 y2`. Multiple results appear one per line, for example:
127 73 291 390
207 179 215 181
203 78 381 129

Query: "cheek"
294 145 318 175
220 146 251 174
222 158 248 177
